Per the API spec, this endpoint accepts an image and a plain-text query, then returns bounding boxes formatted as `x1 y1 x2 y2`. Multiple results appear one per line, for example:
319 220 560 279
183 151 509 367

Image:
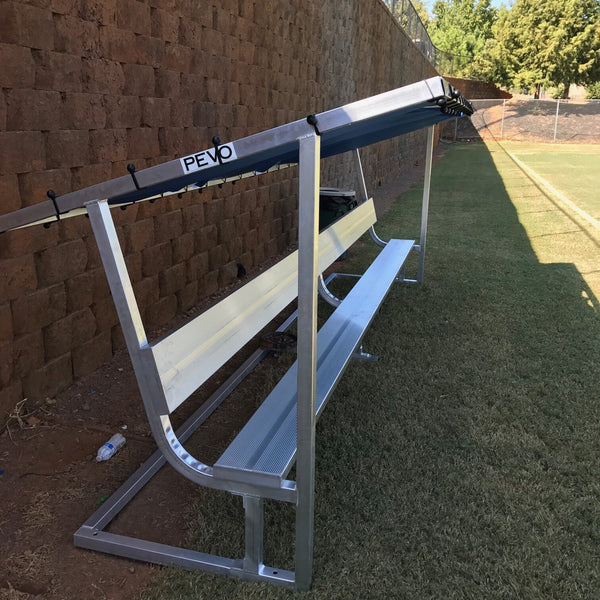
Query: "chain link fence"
443 98 600 144
381 0 470 75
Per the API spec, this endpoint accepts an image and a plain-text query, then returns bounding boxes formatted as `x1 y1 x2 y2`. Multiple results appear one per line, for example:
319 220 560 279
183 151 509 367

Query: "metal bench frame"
0 77 472 590
74 132 432 589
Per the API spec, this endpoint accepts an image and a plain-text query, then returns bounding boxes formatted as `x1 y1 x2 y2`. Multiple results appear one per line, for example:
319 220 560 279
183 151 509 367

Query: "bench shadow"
309 141 600 597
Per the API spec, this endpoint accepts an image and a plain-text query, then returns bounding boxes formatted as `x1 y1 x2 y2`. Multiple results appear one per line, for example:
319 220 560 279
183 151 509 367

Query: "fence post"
500 99 506 140
553 99 560 142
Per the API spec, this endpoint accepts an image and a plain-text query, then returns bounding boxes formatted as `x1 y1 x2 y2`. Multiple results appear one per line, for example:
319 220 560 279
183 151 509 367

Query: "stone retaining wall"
0 0 436 416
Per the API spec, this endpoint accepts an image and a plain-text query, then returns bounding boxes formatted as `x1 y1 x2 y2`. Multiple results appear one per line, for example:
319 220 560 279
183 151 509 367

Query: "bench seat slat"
213 238 414 488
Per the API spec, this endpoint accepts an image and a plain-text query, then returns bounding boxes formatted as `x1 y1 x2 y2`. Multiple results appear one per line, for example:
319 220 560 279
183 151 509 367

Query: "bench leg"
417 125 434 283
352 344 379 362
243 496 264 575
295 131 320 591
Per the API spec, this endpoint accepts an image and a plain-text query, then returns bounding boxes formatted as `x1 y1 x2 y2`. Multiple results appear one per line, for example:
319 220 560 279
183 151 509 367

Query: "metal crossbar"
0 76 472 234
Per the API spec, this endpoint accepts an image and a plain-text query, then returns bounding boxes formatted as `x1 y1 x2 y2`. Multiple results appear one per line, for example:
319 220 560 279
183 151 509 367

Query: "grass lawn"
499 142 600 221
139 141 600 600
485 141 599 300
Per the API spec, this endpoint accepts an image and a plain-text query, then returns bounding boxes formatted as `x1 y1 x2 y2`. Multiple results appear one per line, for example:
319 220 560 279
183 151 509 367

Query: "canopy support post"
417 125 434 283
295 131 320 591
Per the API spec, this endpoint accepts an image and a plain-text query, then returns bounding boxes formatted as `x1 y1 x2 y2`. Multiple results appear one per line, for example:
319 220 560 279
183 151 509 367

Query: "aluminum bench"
77 186 413 589
0 76 473 590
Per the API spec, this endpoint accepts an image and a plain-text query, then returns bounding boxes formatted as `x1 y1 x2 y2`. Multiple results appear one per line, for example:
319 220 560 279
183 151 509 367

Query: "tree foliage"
586 81 600 98
436 0 600 96
428 0 498 69
427 0 600 95
390 0 430 32
411 0 430 25
487 0 600 96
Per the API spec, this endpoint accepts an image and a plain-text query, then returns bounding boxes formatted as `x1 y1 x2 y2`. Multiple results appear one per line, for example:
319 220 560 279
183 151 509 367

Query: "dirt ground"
0 156 434 600
1 356 164 599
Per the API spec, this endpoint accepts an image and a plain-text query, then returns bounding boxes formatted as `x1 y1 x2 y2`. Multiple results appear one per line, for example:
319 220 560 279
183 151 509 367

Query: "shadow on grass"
141 142 600 600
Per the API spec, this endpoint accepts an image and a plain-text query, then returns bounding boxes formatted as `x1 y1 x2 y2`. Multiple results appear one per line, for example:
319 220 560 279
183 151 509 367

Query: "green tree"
428 0 498 75
389 0 430 25
490 0 600 97
586 81 600 98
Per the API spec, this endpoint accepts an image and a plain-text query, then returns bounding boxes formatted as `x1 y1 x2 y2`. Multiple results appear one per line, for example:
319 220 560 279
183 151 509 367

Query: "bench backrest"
151 198 378 413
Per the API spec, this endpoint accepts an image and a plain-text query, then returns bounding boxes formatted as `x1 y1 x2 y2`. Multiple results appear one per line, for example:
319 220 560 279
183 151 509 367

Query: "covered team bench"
0 76 473 590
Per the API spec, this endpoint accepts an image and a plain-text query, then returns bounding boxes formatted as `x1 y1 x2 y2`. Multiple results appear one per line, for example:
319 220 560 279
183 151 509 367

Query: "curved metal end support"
149 414 296 503
317 274 341 307
368 225 387 248
159 414 215 480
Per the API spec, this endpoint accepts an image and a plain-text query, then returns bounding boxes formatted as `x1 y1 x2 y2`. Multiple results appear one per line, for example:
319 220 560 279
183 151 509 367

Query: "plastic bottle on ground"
96 433 126 462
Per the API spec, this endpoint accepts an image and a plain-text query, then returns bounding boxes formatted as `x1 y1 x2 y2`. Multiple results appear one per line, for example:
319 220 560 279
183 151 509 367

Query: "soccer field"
500 142 600 221
485 141 600 299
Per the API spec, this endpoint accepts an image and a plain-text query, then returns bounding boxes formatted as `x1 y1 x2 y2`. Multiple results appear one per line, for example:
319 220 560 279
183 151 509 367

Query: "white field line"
505 150 599 230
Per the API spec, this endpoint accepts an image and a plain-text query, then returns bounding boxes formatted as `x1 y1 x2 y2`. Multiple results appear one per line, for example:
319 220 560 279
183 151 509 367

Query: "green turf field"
140 142 600 600
485 140 599 299
500 142 600 221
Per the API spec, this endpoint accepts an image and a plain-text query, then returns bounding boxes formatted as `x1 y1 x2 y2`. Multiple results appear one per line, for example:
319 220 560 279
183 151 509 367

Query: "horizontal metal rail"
0 76 472 233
